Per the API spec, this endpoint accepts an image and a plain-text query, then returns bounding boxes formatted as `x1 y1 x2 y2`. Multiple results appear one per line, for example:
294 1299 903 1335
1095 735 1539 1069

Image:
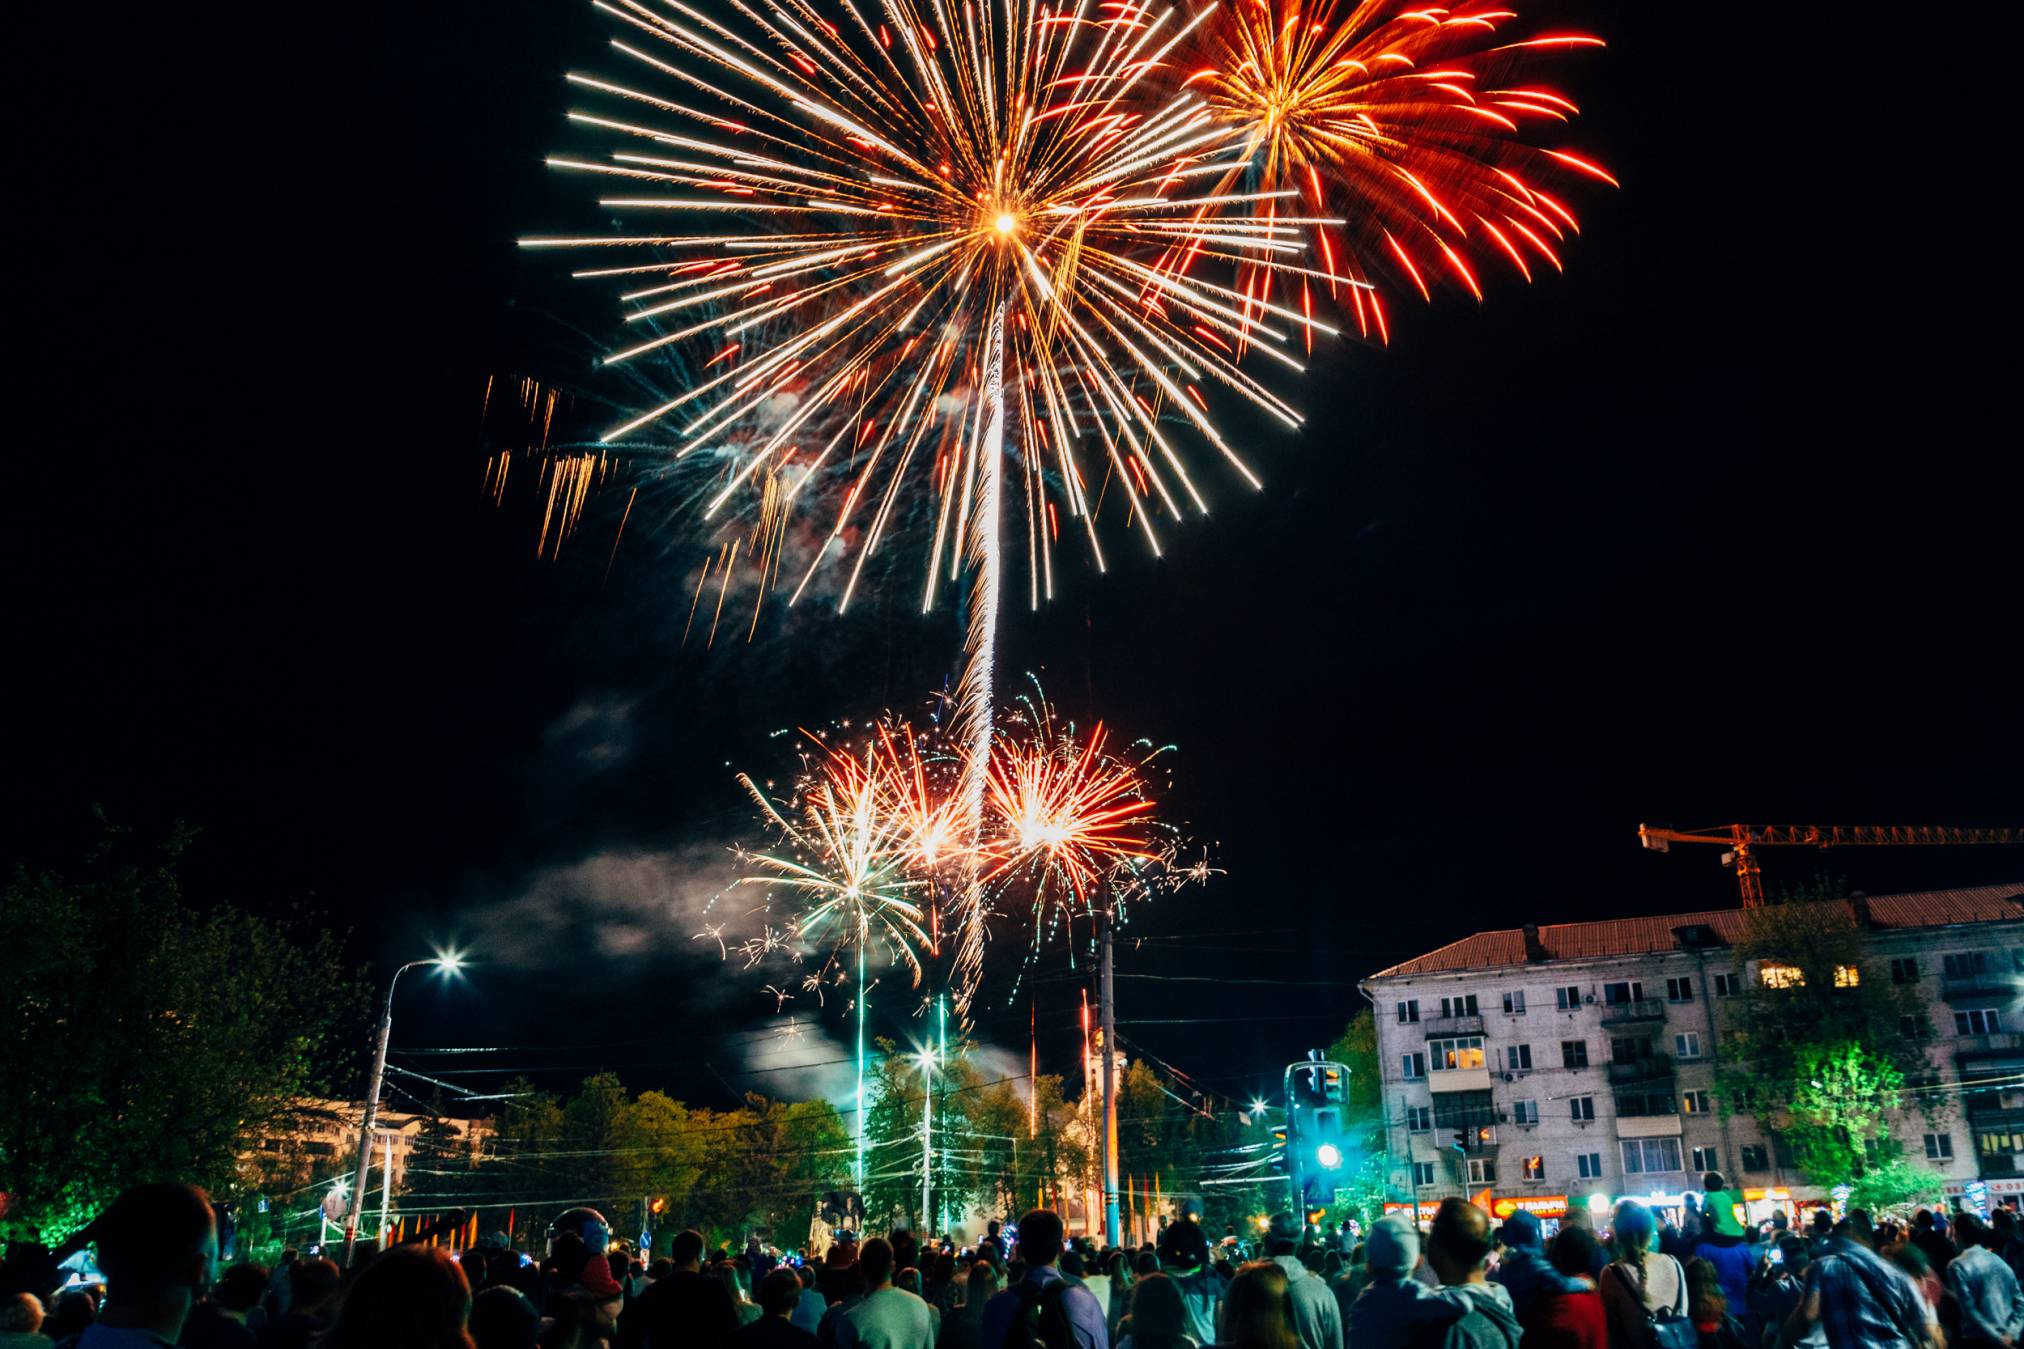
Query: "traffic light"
1450 1129 1468 1153
1268 1124 1290 1177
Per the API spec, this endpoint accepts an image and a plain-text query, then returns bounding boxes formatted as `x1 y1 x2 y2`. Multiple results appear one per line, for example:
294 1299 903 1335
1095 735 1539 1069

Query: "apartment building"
1360 883 2024 1217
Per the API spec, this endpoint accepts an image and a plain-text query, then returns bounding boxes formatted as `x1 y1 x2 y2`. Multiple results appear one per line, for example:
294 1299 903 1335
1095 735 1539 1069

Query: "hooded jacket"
1421 1282 1524 1349
1491 1214 1591 1321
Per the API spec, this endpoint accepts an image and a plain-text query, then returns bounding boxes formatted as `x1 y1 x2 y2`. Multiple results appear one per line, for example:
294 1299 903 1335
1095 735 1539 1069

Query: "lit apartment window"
1682 1090 1712 1114
1430 1037 1486 1071
1759 963 1805 990
1503 991 1527 1015
1524 1156 1545 1181
1834 964 1861 988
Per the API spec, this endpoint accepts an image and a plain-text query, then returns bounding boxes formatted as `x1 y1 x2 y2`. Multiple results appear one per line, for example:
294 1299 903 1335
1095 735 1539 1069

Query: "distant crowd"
3 1172 2022 1349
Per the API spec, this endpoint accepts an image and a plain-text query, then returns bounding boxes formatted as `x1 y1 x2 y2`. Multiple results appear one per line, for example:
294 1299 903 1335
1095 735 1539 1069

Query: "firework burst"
1195 0 1614 340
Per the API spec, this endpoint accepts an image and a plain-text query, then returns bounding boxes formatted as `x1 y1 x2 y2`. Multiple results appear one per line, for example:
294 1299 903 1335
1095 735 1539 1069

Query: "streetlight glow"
1316 1142 1342 1169
433 949 465 975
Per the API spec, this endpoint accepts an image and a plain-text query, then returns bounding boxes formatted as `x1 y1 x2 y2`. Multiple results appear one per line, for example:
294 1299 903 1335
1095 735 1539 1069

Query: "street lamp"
340 950 463 1268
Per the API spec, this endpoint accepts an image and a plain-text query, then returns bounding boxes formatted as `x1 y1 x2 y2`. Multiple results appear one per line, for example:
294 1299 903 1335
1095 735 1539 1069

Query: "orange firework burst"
983 704 1168 918
1193 0 1615 341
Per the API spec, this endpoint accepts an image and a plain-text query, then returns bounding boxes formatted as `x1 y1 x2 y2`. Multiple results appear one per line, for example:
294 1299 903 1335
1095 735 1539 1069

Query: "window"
1900 1015 1932 1041
1556 986 1582 1011
1675 1032 1703 1059
1946 952 1990 980
1430 1037 1486 1071
1774 1138 1797 1168
1957 1009 2004 1036
1666 977 1695 1002
1523 1155 1546 1181
1683 1089 1712 1114
1616 1089 1676 1117
1407 1106 1431 1133
1926 1133 1954 1161
1512 1100 1539 1126
303 1141 335 1157
1397 999 1421 1023
1412 1162 1436 1186
1562 1040 1590 1069
1739 1144 1769 1172
1506 1044 1533 1072
1980 1132 2024 1161
1577 1152 1603 1179
1604 981 1645 1005
1713 972 1740 997
1570 1095 1595 1122
1759 963 1805 989
1442 994 1480 1018
1503 991 1527 1015
1891 957 1919 984
1621 1138 1684 1174
1402 1052 1427 1079
1834 964 1861 987
1691 1146 1720 1172
1612 1036 1655 1062
1467 1158 1496 1184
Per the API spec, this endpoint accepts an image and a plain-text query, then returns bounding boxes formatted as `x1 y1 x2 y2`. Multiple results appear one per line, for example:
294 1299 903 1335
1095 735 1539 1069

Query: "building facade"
1360 884 2024 1218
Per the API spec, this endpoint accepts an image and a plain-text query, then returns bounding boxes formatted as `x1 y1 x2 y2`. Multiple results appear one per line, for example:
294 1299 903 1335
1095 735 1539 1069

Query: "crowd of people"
4 1172 2022 1349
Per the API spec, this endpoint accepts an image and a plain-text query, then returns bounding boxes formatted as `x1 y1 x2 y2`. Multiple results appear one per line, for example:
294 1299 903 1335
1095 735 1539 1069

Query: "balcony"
1424 1014 1486 1038
1956 1032 2024 1062
1980 1154 2022 1177
1965 1101 2024 1128
1601 997 1668 1025
1607 1053 1674 1085
1943 972 2018 1003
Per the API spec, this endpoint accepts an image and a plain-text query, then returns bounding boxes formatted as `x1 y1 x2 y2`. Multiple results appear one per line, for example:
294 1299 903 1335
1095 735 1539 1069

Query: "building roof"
1364 883 2024 982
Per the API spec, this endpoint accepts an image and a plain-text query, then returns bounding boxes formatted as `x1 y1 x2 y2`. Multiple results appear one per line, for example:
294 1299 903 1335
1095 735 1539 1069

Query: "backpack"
1611 1259 1697 1349
1002 1275 1078 1349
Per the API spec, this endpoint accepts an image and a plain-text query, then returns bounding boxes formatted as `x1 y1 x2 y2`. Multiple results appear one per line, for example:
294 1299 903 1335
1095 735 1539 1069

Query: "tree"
0 822 368 1243
1715 888 1932 1190
1323 1012 1392 1222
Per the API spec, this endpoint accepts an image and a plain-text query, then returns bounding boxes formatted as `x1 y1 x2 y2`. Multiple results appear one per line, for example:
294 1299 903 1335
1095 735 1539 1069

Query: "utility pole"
1100 906 1121 1249
920 1047 934 1231
342 953 459 1269
377 1132 393 1249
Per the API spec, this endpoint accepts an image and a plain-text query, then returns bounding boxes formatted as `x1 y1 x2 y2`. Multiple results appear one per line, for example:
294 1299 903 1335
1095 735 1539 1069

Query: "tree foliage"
1715 889 1929 1190
0 821 368 1243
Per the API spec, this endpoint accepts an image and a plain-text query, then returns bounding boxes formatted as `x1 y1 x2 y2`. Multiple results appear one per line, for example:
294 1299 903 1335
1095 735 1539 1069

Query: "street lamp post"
341 952 460 1269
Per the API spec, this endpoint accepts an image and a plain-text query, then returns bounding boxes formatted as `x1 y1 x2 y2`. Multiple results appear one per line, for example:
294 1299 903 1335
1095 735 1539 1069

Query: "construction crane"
1638 823 2024 908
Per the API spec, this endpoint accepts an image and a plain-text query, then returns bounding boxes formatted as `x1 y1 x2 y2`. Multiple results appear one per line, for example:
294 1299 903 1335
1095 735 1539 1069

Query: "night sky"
9 0 2018 1112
